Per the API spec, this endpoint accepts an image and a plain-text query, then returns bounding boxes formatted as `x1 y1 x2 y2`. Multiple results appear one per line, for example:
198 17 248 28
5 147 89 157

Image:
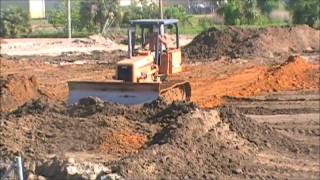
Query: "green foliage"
291 0 320 27
122 4 192 27
0 7 31 37
48 6 67 29
217 0 274 25
198 17 214 31
48 0 82 31
90 0 120 31
217 0 242 25
257 0 282 14
164 6 192 26
48 0 120 33
243 0 262 24
79 1 98 32
122 2 159 25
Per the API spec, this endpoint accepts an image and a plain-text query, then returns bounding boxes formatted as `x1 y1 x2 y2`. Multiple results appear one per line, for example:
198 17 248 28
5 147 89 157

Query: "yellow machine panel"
171 49 182 74
116 55 155 83
160 49 182 75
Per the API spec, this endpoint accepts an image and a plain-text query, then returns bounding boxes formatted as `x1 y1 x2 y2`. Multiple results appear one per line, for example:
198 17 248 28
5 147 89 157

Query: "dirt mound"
88 34 116 46
10 98 65 117
113 109 252 179
113 106 317 179
219 106 317 153
1 37 121 56
183 25 320 61
51 50 127 65
0 97 193 162
239 55 319 95
0 75 41 113
201 56 320 108
1 97 318 179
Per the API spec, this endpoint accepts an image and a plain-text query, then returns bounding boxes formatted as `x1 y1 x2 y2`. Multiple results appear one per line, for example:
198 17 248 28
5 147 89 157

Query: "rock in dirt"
35 158 66 179
101 173 124 180
65 161 111 179
37 176 47 180
34 158 112 180
68 96 105 117
183 25 320 61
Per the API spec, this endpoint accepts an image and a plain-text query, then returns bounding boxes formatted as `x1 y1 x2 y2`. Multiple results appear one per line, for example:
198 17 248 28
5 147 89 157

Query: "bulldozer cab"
128 19 181 69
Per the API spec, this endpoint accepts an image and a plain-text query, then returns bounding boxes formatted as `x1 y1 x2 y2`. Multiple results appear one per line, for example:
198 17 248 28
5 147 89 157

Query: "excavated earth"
0 26 319 179
183 25 320 62
0 95 319 179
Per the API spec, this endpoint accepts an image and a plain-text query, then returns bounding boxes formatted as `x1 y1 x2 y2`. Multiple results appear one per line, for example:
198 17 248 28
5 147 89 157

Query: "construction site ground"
0 26 319 179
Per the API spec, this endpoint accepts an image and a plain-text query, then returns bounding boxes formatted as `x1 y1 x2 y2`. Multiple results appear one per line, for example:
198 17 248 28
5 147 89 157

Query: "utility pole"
159 0 163 19
68 0 72 39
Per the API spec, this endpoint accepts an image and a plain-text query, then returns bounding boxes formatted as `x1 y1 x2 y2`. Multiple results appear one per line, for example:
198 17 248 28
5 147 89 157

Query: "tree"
48 0 120 33
243 0 262 24
164 6 192 26
0 7 31 37
48 0 82 32
91 0 120 31
122 2 159 25
217 0 242 25
291 0 320 27
257 0 282 15
217 0 273 25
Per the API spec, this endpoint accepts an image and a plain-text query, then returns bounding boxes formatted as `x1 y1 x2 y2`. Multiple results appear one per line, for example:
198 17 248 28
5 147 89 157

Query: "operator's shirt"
146 33 167 51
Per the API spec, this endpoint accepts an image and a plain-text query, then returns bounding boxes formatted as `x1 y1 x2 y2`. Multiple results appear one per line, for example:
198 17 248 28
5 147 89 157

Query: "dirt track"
225 91 320 179
0 26 319 179
2 53 317 112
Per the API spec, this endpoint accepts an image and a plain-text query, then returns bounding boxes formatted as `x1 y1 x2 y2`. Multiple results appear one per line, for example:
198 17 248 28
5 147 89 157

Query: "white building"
120 0 157 6
0 0 61 19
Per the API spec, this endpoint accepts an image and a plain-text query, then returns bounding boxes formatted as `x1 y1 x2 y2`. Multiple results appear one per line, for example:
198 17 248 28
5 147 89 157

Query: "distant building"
120 0 157 6
120 0 132 6
163 0 190 7
163 0 215 14
29 0 46 18
0 0 62 19
0 0 156 18
0 0 214 20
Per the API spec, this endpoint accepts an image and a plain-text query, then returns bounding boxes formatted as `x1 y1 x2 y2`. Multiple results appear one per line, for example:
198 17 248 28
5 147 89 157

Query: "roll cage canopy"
128 19 180 65
129 19 179 28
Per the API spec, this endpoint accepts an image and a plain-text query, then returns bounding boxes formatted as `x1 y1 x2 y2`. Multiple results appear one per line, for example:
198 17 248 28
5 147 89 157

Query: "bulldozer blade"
68 81 161 105
160 80 192 102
